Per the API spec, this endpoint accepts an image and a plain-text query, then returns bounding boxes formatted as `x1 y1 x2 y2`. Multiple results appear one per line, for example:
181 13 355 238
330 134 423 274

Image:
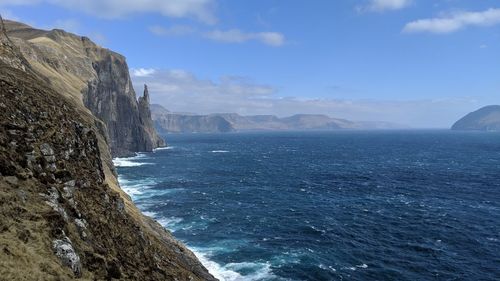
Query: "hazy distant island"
151 104 406 133
452 105 500 131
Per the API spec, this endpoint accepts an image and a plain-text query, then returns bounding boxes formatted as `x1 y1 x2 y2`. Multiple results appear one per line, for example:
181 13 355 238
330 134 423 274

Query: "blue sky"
1 0 500 127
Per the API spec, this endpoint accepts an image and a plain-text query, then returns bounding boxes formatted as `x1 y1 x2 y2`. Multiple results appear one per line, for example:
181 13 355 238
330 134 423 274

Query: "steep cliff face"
452 105 500 131
83 52 165 156
4 19 165 157
0 18 214 281
152 104 234 133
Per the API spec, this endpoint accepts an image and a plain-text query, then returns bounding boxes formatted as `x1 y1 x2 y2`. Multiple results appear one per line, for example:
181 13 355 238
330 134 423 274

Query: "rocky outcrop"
3 19 165 157
0 16 32 73
138 85 165 147
452 105 500 131
0 18 214 281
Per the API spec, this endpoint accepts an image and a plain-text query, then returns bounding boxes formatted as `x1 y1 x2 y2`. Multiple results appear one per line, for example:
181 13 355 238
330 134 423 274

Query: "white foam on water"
117 175 159 198
157 217 184 231
154 146 174 152
113 159 152 167
142 211 157 218
122 186 143 196
113 153 154 167
211 150 230 153
190 248 276 281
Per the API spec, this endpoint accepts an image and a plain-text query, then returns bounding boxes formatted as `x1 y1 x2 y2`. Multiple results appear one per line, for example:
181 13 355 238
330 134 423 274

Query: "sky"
1 0 500 127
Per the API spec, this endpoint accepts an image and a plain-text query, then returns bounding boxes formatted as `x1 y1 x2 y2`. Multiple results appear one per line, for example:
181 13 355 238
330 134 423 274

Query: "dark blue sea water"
114 130 500 281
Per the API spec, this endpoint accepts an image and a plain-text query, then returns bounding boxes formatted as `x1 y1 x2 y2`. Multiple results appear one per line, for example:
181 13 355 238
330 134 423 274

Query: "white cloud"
0 0 217 24
403 8 500 34
131 68 484 128
147 25 286 47
204 29 285 46
358 0 412 13
131 68 156 77
148 25 196 36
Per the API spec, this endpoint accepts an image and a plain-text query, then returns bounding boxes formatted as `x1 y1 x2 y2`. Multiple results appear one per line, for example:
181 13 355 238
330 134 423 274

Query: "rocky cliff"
452 105 500 131
0 17 214 280
152 105 234 133
3 19 165 157
138 85 166 145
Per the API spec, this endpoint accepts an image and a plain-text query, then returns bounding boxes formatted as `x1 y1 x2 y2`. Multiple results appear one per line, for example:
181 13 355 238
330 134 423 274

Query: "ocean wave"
113 153 153 167
142 211 157 218
211 150 230 153
117 176 159 198
154 146 174 152
113 159 152 167
157 217 184 231
191 248 276 281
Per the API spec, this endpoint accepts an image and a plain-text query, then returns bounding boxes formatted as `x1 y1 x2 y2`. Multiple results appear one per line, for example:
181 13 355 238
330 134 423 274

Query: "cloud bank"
131 68 482 128
148 25 286 47
0 0 217 23
403 8 500 34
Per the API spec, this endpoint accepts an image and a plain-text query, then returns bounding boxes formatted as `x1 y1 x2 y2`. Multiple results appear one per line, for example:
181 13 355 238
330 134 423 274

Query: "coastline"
112 152 227 278
112 150 275 281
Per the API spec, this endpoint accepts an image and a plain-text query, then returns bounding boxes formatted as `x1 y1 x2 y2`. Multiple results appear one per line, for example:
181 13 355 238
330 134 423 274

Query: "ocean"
113 130 500 281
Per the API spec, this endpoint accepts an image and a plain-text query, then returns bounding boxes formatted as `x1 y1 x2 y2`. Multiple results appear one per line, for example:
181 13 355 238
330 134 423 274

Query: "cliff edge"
0 17 215 280
3 19 165 157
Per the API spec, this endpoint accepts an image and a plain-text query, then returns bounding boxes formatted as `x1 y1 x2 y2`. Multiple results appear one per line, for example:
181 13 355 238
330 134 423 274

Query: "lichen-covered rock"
52 236 82 277
74 218 88 239
40 143 54 156
41 186 69 221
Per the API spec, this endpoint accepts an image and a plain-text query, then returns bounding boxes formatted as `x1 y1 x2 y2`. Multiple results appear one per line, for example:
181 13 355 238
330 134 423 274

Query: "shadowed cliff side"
3 19 165 157
0 16 215 281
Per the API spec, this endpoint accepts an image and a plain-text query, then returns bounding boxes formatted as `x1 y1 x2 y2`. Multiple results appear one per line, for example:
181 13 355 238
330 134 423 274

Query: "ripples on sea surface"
114 130 500 281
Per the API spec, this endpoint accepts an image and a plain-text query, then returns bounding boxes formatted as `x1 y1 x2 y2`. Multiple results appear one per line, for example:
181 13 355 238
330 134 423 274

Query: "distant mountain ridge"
452 105 500 131
151 104 406 133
